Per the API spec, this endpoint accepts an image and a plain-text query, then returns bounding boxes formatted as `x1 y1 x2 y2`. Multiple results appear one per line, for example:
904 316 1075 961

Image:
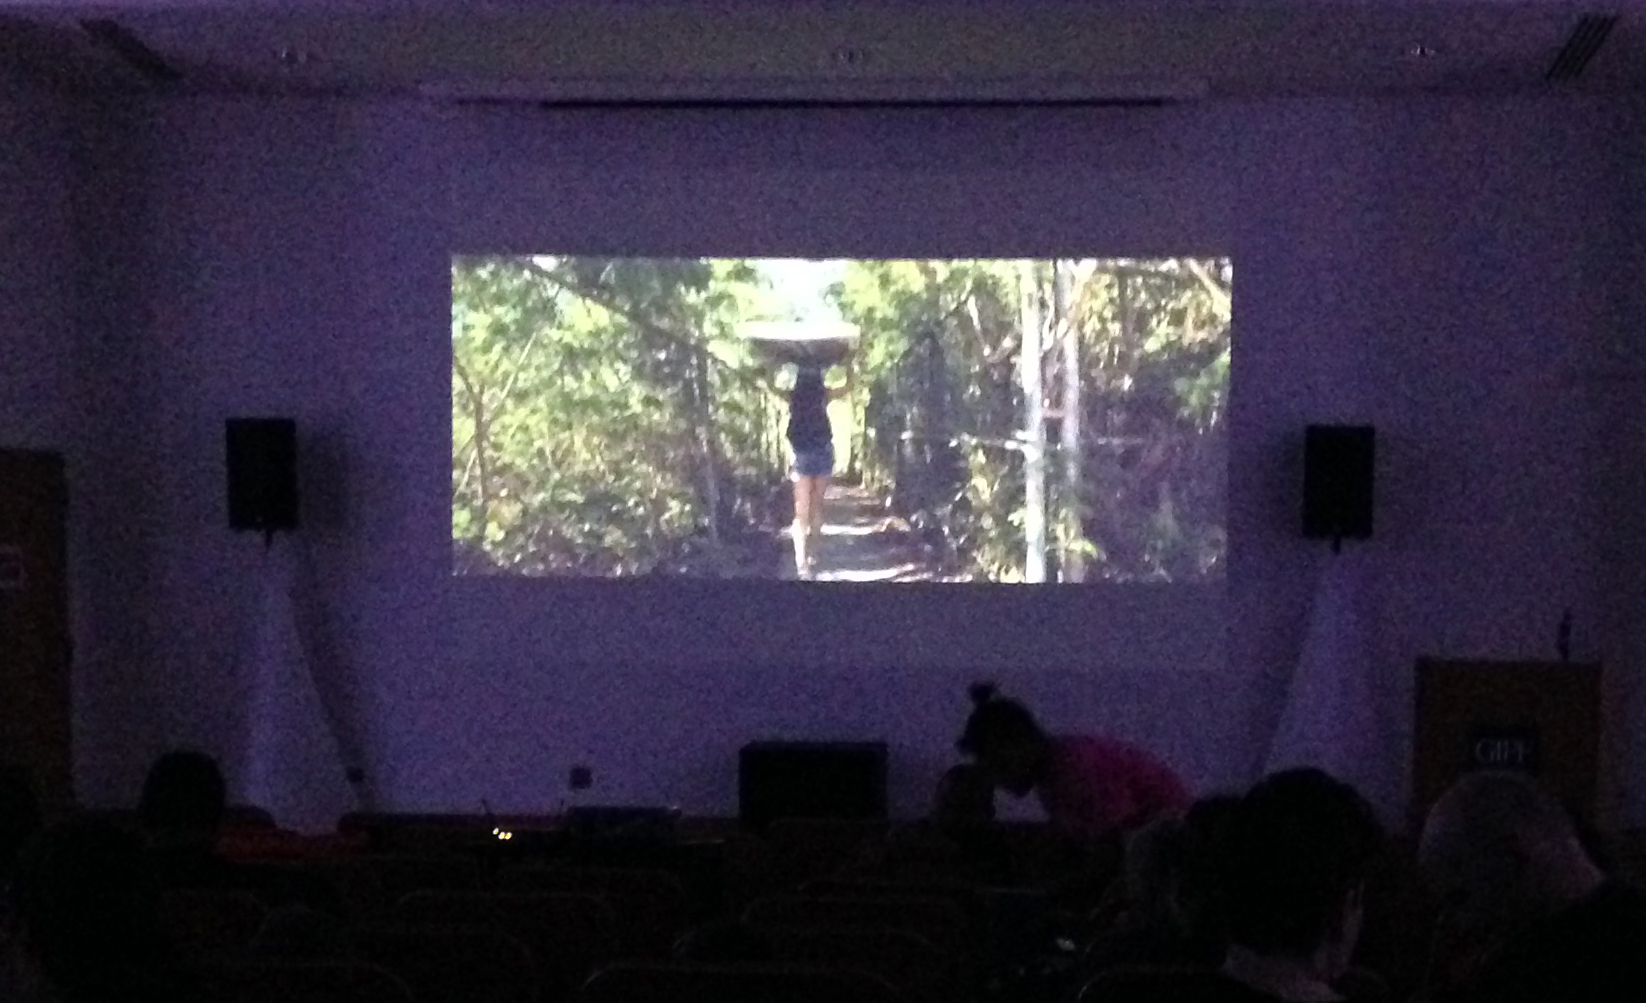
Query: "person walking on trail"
783 361 851 579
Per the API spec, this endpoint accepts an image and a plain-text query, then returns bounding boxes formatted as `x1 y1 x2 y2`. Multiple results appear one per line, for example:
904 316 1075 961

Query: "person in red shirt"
956 683 1191 838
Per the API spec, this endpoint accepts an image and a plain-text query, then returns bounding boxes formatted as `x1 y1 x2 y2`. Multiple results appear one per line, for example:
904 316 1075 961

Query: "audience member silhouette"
1080 794 1250 978
1177 793 1241 957
0 764 42 880
1418 770 1646 1003
136 750 337 912
2 818 199 1003
1084 815 1223 972
931 761 997 830
138 749 232 889
1212 769 1386 1002
875 763 1013 884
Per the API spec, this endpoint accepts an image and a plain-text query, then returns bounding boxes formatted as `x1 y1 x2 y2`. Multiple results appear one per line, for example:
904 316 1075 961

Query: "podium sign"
1466 725 1541 771
1412 659 1602 830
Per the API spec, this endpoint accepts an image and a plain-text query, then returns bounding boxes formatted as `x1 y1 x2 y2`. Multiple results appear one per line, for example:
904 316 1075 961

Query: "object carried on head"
742 319 859 367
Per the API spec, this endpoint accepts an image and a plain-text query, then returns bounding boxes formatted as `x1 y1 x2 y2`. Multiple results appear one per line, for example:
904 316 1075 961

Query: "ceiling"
3 1 1645 102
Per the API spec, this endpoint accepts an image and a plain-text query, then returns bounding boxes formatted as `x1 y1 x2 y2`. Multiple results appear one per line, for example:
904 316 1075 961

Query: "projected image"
453 257 1229 582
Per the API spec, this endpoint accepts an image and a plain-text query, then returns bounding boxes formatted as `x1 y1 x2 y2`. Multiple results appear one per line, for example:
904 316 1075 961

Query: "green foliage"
833 257 1230 582
452 256 782 575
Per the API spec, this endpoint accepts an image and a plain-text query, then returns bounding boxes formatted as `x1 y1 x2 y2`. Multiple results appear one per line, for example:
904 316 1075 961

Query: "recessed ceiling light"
1406 44 1438 60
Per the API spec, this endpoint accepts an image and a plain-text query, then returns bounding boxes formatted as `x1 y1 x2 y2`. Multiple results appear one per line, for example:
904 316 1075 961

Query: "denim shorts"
791 443 835 478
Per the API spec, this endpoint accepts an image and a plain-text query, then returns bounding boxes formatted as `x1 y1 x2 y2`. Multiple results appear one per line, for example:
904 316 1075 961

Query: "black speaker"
226 418 298 533
738 740 888 831
1302 424 1374 542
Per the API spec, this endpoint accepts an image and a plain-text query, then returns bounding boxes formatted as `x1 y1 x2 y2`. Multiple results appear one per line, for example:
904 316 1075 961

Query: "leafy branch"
520 259 770 393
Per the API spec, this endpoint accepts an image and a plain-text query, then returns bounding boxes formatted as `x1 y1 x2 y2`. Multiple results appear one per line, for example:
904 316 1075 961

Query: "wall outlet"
569 765 593 791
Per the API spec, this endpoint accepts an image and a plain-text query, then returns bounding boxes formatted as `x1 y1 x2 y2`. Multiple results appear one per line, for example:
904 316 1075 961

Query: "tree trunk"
456 324 542 492
1019 261 1047 584
454 361 493 543
1055 260 1085 582
694 347 721 543
1119 270 1134 359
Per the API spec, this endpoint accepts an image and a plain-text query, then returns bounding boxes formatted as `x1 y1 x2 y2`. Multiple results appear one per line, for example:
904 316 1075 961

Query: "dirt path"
784 482 956 582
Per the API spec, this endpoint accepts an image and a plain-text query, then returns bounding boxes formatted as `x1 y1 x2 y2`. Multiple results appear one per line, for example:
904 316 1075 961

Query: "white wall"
1 88 139 804
1 88 165 806
1 86 77 449
54 92 1646 824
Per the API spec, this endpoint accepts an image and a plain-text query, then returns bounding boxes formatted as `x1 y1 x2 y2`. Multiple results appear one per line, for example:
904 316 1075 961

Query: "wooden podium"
1412 659 1603 830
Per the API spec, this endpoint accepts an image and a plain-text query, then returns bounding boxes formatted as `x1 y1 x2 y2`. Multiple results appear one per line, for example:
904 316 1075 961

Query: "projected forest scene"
452 256 1230 582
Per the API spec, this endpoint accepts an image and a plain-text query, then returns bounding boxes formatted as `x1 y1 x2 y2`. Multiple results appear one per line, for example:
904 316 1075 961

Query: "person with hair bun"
957 682 1190 839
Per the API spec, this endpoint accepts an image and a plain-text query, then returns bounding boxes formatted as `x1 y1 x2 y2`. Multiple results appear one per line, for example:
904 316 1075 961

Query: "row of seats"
320 814 1073 893
1075 965 1393 1003
174 807 1646 1003
579 962 902 1003
193 959 907 1003
173 948 1409 1003
163 881 976 1003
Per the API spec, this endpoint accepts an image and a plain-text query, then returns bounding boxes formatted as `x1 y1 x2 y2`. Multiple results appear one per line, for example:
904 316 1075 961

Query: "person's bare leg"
807 474 830 570
791 474 813 577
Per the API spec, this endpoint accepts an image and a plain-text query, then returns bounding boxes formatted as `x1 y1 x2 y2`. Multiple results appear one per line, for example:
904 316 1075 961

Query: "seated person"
2 817 201 1003
1213 769 1386 1002
138 750 337 912
1084 816 1222 972
1176 794 1241 959
0 764 42 881
1418 770 1646 1003
932 761 997 831
139 749 232 889
874 764 1012 884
